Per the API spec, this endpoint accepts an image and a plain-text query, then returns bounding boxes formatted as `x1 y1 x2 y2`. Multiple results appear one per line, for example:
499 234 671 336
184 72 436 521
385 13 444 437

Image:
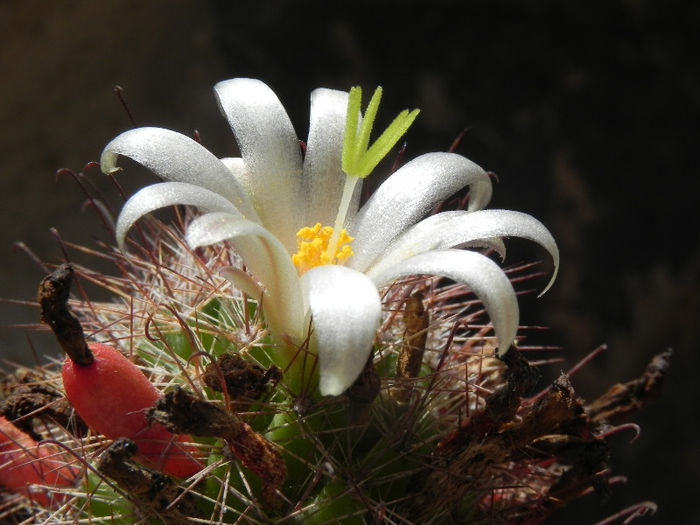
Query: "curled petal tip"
99 150 120 175
538 264 559 297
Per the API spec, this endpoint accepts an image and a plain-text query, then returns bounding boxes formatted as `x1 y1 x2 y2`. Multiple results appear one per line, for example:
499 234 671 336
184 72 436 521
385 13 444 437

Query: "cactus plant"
0 78 667 524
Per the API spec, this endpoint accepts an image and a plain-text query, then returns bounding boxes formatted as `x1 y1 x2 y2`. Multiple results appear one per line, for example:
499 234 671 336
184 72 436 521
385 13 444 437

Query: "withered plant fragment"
393 291 429 403
418 348 542 517
0 368 86 439
201 353 281 409
437 346 541 456
148 387 286 503
37 263 92 366
586 349 672 425
416 350 672 523
97 438 199 524
418 372 601 522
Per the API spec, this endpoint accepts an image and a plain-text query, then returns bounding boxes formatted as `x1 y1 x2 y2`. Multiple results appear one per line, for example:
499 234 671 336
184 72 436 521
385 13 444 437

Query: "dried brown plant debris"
97 438 198 525
148 387 286 504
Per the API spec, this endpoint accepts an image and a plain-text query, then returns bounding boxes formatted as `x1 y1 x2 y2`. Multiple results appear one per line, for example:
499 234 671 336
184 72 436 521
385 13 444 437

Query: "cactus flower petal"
116 182 242 250
373 249 520 355
214 78 303 252
302 88 355 229
301 265 382 396
101 126 258 221
366 209 559 295
186 212 305 340
347 152 493 272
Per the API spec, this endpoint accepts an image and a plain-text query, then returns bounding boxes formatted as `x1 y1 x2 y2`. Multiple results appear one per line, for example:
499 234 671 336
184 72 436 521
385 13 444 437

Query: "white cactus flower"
101 78 558 396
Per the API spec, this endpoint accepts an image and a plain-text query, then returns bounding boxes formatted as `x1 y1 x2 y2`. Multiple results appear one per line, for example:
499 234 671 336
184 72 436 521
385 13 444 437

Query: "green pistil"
341 86 420 179
328 86 420 259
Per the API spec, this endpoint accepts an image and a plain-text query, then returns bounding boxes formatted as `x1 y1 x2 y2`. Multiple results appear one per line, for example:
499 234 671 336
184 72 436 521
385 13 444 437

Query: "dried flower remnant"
424 350 672 523
585 349 672 425
147 387 286 503
0 368 85 438
37 263 91 367
201 352 282 408
96 438 199 524
392 290 429 402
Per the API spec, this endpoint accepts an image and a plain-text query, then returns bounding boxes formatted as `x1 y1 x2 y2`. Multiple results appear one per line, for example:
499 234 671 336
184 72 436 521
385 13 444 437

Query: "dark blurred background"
1 1 698 523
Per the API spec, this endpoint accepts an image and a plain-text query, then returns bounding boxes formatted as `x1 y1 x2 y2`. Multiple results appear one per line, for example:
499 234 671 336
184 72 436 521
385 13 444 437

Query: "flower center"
292 223 354 274
293 87 418 276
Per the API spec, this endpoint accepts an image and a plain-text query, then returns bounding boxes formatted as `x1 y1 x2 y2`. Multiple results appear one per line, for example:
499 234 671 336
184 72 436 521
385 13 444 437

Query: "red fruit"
61 343 202 477
0 415 78 507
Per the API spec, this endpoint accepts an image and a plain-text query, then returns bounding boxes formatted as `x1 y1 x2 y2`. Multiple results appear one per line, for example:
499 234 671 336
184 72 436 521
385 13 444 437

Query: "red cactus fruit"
0 415 78 507
61 342 202 478
39 264 202 479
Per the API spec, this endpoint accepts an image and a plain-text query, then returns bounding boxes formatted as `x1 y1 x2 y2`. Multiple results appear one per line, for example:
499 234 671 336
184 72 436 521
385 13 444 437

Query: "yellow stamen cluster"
292 223 354 274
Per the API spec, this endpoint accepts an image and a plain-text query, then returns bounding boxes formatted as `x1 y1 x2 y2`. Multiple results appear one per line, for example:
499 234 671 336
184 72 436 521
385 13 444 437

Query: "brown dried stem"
37 264 93 366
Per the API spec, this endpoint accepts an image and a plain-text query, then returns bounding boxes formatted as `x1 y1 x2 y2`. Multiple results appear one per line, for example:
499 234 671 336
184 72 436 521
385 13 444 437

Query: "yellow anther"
292 223 354 274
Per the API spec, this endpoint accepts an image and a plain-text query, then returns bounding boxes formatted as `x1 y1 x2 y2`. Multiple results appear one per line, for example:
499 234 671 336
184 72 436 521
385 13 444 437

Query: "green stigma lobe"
342 86 419 178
